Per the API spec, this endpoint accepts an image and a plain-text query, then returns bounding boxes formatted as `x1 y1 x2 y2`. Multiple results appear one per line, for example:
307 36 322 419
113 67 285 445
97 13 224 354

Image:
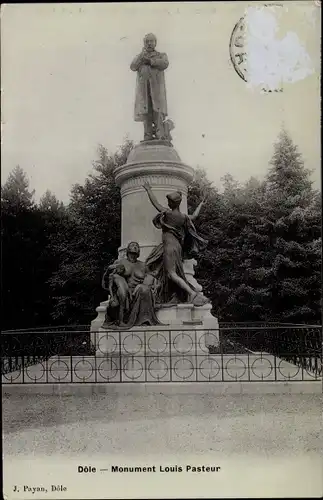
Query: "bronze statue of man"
130 33 169 141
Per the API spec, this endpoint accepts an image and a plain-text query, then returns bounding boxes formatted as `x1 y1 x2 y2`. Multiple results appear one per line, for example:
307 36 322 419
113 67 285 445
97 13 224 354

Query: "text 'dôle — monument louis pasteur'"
91 33 219 345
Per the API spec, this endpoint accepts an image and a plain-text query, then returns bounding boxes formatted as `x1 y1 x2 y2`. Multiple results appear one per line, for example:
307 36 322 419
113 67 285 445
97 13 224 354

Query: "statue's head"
126 241 140 262
166 191 182 209
115 263 126 276
144 33 157 52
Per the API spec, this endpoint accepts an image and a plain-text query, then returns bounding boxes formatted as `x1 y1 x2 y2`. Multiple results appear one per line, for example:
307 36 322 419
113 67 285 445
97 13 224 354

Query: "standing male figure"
130 33 169 141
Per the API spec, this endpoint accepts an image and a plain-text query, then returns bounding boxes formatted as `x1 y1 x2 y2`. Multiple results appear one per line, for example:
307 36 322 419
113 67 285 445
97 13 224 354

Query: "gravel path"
3 392 322 457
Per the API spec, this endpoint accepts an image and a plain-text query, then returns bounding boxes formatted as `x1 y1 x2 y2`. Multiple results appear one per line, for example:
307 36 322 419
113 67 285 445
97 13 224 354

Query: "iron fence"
1 327 94 377
1 325 322 384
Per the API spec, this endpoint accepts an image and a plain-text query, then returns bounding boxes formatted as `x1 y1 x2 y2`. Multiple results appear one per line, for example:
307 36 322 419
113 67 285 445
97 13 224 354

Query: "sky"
1 2 321 202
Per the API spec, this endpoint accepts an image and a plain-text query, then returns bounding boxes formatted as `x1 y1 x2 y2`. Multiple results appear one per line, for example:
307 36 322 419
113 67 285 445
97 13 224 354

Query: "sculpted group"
102 33 209 329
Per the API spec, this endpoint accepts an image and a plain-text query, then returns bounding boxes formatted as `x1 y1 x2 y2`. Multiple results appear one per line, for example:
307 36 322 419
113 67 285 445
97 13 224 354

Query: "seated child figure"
108 262 131 325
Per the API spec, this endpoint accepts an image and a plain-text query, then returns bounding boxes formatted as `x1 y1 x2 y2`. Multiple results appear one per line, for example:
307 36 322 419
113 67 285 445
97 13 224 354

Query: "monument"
91 34 219 366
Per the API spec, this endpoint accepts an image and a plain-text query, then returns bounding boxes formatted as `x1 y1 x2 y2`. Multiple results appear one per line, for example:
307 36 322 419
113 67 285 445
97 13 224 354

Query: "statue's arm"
107 261 118 271
150 52 169 71
102 259 124 290
189 200 205 222
106 257 125 274
143 271 155 286
102 266 114 290
130 53 144 71
143 183 167 212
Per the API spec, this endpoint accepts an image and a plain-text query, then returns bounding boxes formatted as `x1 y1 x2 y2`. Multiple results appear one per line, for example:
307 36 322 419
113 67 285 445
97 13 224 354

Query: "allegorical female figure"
102 241 160 329
130 33 169 141
143 183 209 306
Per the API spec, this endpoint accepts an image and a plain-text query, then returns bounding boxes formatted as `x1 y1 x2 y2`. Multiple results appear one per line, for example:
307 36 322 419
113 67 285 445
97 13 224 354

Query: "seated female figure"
102 241 160 329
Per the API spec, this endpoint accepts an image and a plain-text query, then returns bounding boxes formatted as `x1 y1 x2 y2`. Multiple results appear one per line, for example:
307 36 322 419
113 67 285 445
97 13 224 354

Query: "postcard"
2 2 322 499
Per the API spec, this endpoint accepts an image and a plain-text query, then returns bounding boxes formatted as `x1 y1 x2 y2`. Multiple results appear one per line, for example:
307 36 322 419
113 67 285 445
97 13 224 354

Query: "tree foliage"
1 165 35 213
48 140 133 324
1 169 67 328
193 129 321 323
261 129 321 322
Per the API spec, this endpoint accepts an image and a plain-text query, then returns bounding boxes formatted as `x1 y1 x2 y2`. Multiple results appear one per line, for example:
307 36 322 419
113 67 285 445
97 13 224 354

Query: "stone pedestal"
90 301 219 354
90 300 110 332
91 324 218 359
115 140 194 261
183 259 203 292
91 301 218 332
156 303 218 328
91 139 220 370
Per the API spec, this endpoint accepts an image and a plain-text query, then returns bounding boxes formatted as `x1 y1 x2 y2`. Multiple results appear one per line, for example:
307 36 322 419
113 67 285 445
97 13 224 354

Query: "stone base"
183 259 203 292
139 139 173 148
5 381 321 395
90 300 110 332
156 302 218 328
91 324 218 359
90 296 220 358
91 300 218 329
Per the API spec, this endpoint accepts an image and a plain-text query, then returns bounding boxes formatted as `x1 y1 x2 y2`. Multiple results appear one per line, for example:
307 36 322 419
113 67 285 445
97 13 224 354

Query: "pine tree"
264 128 321 322
223 177 273 321
267 128 313 201
1 165 35 213
190 132 321 325
1 167 39 328
39 190 65 214
1 167 71 329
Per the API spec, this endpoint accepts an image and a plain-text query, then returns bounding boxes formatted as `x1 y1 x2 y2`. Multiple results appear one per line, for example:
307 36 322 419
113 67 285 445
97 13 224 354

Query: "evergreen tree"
264 129 321 322
39 190 65 214
1 165 35 213
2 167 40 328
220 176 273 321
1 168 70 329
213 129 321 323
267 128 313 200
190 128 321 324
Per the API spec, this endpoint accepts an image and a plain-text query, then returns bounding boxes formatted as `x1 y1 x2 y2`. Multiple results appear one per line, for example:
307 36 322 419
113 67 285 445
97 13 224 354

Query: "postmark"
229 16 247 83
230 6 287 93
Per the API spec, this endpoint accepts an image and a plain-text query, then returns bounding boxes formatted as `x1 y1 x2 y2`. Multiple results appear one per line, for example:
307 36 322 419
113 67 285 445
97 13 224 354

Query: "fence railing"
1 325 322 384
1 328 94 377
